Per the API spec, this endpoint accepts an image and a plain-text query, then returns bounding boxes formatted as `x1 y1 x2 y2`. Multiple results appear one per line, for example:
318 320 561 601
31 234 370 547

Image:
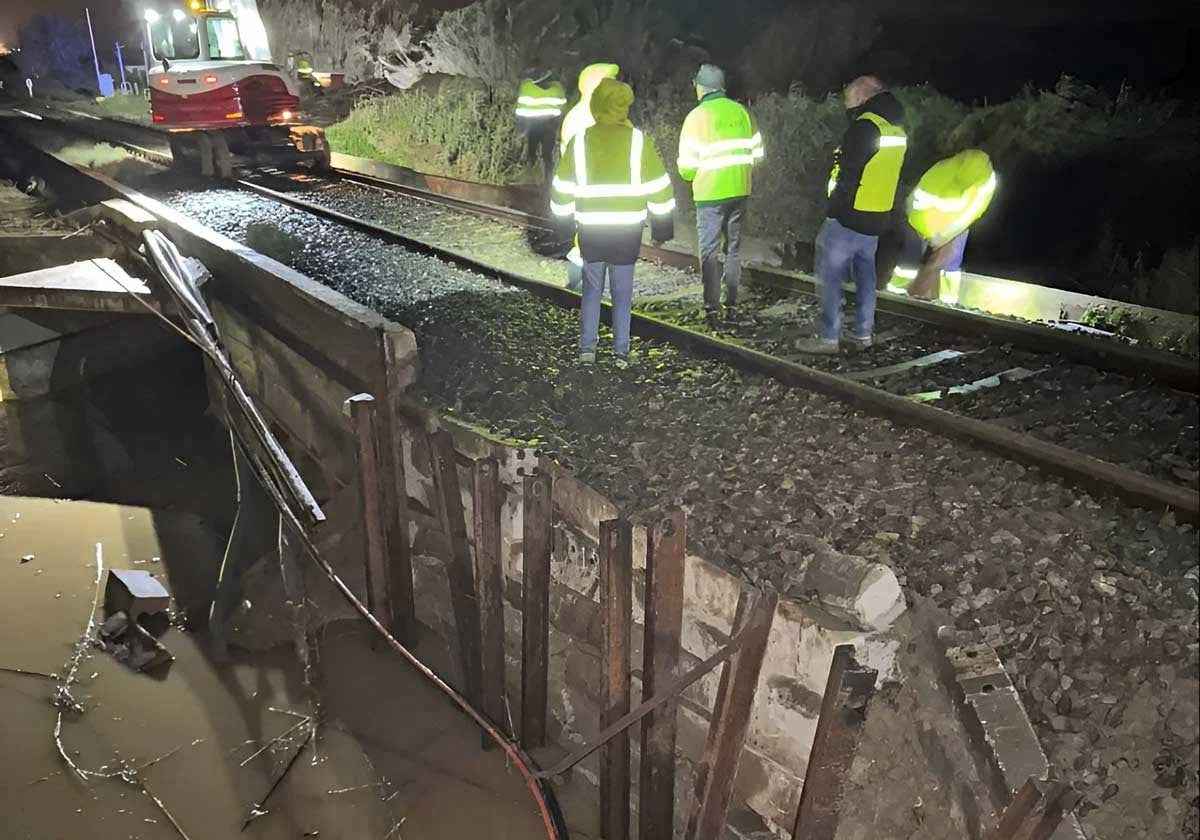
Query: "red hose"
304 543 568 839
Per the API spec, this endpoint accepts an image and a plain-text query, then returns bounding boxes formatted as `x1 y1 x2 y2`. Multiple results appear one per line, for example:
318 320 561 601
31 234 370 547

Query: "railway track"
12 108 1200 520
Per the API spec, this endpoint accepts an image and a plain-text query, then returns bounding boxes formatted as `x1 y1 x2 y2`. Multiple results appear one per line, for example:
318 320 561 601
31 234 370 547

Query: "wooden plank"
346 394 393 640
685 589 778 840
599 519 633 840
790 645 879 840
431 430 482 706
379 330 416 644
520 472 553 748
639 511 687 840
474 456 506 732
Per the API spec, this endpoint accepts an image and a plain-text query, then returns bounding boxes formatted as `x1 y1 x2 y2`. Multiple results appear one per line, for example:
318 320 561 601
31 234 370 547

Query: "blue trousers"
697 199 746 311
816 218 878 341
581 262 634 355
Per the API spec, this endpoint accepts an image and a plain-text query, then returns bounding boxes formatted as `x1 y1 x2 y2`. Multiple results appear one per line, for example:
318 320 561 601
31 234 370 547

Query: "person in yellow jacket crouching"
551 79 675 366
889 149 997 305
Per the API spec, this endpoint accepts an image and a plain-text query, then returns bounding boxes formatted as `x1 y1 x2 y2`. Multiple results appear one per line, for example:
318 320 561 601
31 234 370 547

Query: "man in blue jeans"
797 75 907 354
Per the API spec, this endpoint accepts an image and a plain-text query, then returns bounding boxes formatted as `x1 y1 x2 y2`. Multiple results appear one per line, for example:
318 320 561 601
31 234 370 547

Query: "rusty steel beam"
346 394 393 640
988 777 1082 840
536 632 749 780
599 519 634 840
521 473 553 748
791 645 879 840
474 457 507 734
640 511 688 840
431 430 483 707
378 330 417 644
686 589 779 840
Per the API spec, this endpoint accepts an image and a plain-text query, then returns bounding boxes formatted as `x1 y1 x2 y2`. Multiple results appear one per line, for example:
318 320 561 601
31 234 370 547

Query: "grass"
75 93 153 124
325 87 528 184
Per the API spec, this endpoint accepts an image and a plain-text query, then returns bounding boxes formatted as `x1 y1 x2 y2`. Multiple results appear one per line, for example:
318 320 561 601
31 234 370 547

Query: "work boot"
842 333 873 350
724 304 742 326
578 351 596 364
794 337 839 355
705 310 721 331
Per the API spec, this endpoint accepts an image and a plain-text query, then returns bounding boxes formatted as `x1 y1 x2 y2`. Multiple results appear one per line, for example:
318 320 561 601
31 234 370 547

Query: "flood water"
0 347 595 839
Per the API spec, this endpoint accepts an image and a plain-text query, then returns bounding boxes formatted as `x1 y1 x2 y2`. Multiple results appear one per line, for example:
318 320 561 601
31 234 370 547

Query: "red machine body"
144 1 327 175
149 62 299 131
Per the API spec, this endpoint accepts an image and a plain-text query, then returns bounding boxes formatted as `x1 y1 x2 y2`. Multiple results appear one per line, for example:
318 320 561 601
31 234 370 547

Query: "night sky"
1 0 137 61
2 0 1196 97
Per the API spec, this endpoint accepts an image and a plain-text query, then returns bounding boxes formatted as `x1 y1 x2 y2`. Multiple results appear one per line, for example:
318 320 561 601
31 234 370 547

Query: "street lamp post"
84 7 103 93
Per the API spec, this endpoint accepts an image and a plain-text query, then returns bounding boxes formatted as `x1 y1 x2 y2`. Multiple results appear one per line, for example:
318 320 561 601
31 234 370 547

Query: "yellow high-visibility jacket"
551 81 675 265
677 93 762 204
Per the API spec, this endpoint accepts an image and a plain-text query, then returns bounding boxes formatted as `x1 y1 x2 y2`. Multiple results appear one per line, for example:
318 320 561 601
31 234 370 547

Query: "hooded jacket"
559 63 620 152
551 79 675 265
827 90 907 236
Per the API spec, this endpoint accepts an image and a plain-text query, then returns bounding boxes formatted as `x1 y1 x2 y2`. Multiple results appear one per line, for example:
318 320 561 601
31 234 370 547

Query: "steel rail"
233 178 1199 521
322 165 1197 393
25 105 1198 390
18 111 1198 518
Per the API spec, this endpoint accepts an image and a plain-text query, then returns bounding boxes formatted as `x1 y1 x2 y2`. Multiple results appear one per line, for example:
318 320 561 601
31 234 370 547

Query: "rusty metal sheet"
686 589 779 840
599 518 633 840
521 473 553 748
639 511 687 840
474 457 506 734
347 394 393 636
791 645 879 840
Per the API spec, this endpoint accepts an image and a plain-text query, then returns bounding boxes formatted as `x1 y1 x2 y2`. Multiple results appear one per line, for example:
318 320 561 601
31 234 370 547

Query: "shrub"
326 87 525 183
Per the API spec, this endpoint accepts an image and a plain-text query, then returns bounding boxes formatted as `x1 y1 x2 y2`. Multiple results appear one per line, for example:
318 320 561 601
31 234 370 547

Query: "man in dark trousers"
797 75 907 354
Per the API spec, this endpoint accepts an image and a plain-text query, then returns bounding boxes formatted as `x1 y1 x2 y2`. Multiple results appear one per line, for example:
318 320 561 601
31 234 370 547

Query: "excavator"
143 0 329 177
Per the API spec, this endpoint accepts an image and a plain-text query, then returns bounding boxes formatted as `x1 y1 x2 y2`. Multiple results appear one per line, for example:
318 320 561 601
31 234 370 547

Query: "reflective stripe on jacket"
516 79 567 119
677 94 762 204
551 125 675 264
907 149 996 248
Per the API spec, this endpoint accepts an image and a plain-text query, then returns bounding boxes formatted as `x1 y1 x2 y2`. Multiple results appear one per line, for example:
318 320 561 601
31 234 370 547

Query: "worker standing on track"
677 63 763 330
797 75 906 354
558 63 621 292
889 149 997 305
515 69 567 186
551 79 676 366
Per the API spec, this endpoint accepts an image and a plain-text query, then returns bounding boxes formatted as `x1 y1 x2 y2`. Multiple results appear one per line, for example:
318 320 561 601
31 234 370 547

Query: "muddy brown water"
0 349 592 839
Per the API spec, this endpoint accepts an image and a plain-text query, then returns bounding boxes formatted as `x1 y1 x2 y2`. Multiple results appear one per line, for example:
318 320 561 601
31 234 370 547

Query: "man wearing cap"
677 63 763 329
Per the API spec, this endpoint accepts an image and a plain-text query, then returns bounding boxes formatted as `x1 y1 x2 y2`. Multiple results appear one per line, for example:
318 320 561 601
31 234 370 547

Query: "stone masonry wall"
397 415 908 836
